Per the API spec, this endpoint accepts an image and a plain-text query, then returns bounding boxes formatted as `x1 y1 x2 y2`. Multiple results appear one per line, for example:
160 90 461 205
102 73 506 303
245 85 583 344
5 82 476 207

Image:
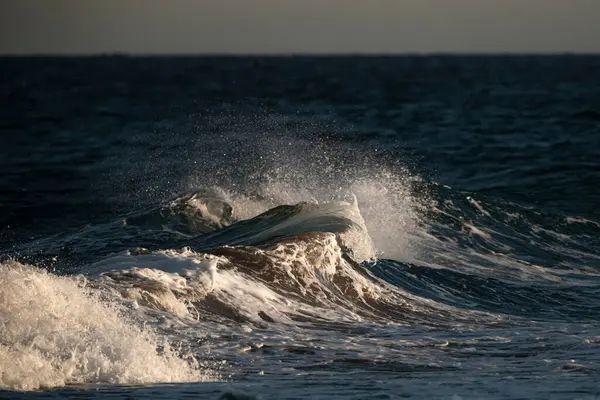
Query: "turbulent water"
1 56 600 399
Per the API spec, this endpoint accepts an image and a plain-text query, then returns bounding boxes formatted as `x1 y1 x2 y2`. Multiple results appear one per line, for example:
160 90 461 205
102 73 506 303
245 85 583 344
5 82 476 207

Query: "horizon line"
2 51 600 57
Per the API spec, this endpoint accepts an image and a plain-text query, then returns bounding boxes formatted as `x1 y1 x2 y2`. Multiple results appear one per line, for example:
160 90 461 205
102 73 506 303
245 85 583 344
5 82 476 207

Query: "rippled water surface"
1 56 600 399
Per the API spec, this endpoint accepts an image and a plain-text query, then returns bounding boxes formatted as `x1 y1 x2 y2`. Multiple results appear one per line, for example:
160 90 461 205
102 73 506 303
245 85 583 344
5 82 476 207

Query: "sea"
1 55 600 399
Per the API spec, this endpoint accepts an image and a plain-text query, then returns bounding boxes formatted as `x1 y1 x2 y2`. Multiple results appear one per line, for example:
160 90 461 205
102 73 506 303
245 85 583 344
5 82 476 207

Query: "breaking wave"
0 262 213 391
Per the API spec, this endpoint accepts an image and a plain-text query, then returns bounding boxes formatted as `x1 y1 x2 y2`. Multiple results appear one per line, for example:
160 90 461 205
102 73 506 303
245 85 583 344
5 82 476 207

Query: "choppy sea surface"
1 56 600 399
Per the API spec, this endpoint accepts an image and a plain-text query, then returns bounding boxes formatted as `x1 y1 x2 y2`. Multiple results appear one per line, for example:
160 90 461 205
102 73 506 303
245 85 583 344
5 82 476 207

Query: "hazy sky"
1 0 600 54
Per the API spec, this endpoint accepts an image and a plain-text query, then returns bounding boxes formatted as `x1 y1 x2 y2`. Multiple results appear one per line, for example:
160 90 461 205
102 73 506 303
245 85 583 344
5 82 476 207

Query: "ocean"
1 55 600 399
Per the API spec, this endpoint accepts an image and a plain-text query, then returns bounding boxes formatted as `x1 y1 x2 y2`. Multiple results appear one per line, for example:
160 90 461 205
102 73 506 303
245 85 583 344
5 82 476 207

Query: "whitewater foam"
0 261 212 391
92 241 371 324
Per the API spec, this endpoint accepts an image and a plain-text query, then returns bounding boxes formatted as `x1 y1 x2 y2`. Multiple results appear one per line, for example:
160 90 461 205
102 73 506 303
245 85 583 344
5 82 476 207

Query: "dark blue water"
1 56 600 399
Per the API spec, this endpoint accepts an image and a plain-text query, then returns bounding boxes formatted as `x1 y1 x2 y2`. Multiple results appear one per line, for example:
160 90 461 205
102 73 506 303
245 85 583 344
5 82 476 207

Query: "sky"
1 0 600 54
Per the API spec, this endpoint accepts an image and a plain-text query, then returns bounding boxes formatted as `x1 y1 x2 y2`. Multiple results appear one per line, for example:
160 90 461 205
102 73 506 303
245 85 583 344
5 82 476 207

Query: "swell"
369 260 600 322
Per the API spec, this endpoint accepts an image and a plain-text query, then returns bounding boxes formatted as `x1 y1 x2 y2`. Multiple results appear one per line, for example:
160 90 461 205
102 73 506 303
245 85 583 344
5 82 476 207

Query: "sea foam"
0 261 212 391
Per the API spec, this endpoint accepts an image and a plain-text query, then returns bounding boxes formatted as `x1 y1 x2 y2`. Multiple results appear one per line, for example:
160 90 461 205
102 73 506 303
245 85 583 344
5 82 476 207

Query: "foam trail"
0 262 212 391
